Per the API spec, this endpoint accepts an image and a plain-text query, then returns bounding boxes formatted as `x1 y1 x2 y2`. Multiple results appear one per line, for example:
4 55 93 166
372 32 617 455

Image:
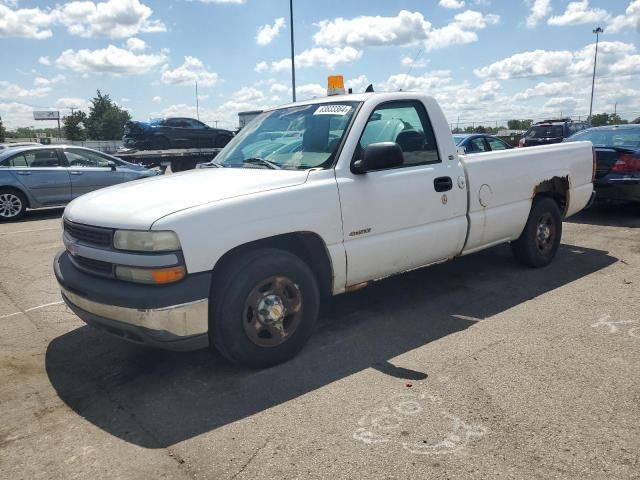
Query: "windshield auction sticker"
314 105 353 115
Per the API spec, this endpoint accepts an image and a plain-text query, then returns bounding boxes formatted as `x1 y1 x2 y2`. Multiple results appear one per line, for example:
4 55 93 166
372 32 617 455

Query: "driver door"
63 148 123 198
336 100 468 286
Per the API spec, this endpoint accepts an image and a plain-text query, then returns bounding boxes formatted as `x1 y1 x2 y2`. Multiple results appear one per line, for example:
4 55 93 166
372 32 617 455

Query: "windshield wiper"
243 157 281 170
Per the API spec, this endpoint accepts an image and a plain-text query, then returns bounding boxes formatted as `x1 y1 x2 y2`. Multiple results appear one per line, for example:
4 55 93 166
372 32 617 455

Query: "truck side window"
358 101 440 167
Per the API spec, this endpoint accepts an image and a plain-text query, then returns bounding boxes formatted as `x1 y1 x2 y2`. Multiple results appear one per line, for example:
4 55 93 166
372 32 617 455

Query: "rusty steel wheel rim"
242 275 303 348
535 212 555 255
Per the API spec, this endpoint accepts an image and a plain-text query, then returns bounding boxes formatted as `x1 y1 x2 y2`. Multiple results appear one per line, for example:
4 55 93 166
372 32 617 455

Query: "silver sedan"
0 145 160 221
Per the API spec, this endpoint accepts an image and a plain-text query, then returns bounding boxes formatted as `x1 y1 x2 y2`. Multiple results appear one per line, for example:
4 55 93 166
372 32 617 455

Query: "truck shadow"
45 243 616 448
567 203 640 228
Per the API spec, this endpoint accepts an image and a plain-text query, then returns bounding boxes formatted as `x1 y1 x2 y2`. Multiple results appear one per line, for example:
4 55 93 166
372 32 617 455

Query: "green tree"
507 119 533 130
0 116 6 142
63 111 88 141
474 125 487 133
85 90 131 140
590 113 628 126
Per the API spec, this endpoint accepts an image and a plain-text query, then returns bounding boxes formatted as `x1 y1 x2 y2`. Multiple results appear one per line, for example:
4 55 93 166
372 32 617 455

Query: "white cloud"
126 37 146 52
474 49 574 79
55 97 87 109
55 0 165 38
0 102 41 129
296 83 326 99
34 74 65 86
198 0 245 3
548 0 610 26
513 81 572 101
607 0 640 33
0 81 50 99
0 4 55 39
526 0 551 28
313 10 431 47
56 45 167 75
0 0 164 40
161 56 219 86
439 0 465 9
270 83 288 93
401 56 430 68
426 10 499 50
347 75 371 93
38 56 51 66
475 41 640 80
257 46 362 72
256 17 285 46
542 96 579 112
383 70 453 92
152 96 162 103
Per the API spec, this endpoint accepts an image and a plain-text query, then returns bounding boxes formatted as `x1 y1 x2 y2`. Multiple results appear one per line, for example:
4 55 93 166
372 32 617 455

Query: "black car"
565 125 640 205
453 134 513 153
123 117 234 150
519 118 589 147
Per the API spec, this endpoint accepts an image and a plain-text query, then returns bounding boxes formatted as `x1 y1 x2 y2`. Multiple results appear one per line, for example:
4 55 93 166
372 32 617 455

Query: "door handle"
434 176 453 192
70 171 83 175
15 171 31 175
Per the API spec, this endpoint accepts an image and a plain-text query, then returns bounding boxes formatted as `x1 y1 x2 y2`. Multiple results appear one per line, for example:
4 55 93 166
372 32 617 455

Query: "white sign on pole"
33 111 60 120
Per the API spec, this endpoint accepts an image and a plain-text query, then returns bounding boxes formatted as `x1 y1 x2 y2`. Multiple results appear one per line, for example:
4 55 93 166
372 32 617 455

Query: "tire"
171 159 197 172
209 248 320 368
214 135 232 148
511 196 562 268
0 189 27 221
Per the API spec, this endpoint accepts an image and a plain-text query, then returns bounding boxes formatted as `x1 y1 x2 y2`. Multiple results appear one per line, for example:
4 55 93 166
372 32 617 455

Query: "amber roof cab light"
327 75 345 96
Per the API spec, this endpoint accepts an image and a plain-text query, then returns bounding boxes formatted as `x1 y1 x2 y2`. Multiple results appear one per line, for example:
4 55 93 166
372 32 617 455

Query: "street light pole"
588 27 603 123
289 0 296 102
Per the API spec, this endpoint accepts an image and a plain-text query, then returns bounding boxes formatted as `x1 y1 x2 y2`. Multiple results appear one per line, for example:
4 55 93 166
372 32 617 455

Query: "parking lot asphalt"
0 203 639 479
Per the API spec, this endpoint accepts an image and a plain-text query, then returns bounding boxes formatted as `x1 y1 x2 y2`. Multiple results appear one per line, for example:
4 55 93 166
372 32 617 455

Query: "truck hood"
64 168 310 229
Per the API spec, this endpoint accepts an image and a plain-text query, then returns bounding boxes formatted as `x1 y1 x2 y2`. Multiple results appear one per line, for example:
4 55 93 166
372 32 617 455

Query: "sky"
0 0 638 131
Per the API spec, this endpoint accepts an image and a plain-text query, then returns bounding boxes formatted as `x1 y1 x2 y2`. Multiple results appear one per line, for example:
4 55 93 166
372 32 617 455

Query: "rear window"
566 129 640 148
526 125 564 139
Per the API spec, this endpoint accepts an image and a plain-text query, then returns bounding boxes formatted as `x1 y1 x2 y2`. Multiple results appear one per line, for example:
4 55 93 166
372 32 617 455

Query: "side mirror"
107 160 117 171
352 142 403 174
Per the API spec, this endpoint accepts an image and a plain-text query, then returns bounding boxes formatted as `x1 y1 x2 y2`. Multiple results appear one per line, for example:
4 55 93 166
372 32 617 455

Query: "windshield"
214 101 360 170
565 128 640 148
452 134 468 145
525 125 564 139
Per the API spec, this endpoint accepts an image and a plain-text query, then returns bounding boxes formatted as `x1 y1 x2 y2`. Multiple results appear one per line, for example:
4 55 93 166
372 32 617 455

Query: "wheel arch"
532 175 570 216
0 184 31 208
211 231 334 298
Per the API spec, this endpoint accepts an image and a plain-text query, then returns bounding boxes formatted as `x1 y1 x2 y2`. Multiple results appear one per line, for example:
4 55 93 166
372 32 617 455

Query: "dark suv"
123 117 234 150
519 119 589 147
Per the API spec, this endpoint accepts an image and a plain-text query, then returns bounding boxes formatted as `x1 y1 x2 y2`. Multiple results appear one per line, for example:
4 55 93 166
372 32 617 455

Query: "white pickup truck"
54 91 595 367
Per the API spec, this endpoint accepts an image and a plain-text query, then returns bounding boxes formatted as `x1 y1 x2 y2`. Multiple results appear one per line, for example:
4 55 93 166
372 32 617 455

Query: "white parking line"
0 300 64 319
0 227 60 236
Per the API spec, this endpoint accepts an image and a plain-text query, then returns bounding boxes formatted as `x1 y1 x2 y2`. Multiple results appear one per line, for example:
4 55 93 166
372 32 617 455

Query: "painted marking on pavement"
0 300 64 319
353 391 487 455
591 314 640 340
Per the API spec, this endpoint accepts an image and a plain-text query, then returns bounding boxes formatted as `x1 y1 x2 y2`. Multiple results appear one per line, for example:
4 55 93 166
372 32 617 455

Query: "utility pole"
613 102 617 124
589 27 603 123
195 81 200 121
289 0 296 102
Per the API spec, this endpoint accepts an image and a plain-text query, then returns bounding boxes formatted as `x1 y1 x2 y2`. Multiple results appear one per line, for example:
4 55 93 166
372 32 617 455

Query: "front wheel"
0 189 27 221
210 248 320 368
511 196 562 268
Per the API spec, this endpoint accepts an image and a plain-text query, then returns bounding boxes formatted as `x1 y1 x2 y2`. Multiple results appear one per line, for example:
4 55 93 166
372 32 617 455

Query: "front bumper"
55 250 211 351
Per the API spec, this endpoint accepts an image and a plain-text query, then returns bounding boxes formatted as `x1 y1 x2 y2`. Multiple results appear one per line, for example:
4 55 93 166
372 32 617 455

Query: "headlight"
115 265 186 284
113 230 180 252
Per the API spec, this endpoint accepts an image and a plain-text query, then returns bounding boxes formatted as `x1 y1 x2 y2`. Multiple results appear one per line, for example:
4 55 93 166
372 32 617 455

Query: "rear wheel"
511 196 562 267
0 189 27 221
209 248 320 368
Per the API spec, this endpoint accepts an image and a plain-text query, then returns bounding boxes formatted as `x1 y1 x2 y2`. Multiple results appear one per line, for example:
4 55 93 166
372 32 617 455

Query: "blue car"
0 145 159 221
453 134 513 153
565 125 640 205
